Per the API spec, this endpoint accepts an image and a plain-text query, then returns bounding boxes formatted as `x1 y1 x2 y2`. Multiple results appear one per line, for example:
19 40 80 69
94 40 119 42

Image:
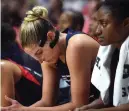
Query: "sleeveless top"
57 29 100 104
56 29 82 104
1 42 43 106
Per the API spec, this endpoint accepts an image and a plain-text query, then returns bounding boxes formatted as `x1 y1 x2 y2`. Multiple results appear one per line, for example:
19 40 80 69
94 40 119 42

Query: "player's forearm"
98 103 129 111
30 99 55 107
24 102 76 111
86 97 105 109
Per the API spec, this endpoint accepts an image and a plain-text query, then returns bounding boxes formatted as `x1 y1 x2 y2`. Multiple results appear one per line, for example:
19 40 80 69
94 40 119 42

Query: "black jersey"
1 42 43 106
56 29 100 104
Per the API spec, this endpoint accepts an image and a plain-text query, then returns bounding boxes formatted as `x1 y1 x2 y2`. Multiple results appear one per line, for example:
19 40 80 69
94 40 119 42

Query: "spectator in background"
58 10 84 32
1 0 28 46
63 0 86 12
82 0 102 34
48 0 63 26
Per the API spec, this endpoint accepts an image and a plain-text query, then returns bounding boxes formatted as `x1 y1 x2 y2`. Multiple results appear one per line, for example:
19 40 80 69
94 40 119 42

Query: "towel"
91 36 129 106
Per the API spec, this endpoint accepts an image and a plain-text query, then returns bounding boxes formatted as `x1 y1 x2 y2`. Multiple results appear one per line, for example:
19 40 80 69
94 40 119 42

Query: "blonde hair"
20 6 54 48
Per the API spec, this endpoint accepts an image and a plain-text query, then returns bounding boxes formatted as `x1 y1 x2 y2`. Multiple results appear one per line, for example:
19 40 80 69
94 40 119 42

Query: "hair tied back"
24 6 48 22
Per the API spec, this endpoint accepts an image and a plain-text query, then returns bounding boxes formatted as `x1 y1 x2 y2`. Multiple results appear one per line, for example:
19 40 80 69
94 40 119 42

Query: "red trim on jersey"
8 59 40 86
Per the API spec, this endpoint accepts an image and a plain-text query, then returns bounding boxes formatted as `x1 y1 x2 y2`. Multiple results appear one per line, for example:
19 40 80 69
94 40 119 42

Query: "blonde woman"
1 6 99 111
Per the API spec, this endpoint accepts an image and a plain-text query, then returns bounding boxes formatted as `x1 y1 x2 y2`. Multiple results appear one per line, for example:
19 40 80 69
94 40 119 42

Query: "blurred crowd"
1 0 101 37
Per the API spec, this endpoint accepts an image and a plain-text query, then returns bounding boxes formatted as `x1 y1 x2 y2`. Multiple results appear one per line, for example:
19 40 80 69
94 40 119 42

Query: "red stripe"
18 65 40 86
8 59 40 86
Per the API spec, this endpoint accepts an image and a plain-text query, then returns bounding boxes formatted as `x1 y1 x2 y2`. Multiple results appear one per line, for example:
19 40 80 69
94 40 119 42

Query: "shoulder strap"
66 29 84 47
